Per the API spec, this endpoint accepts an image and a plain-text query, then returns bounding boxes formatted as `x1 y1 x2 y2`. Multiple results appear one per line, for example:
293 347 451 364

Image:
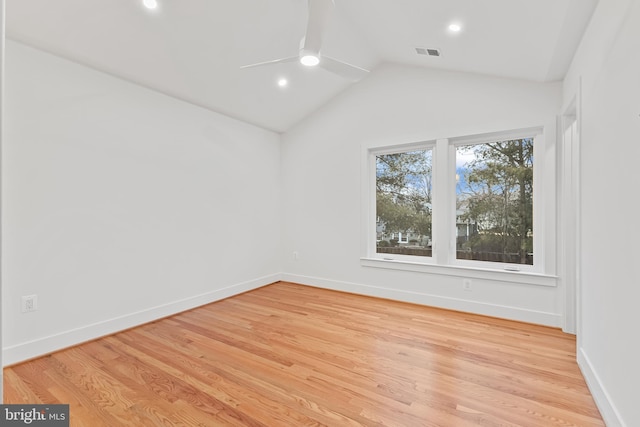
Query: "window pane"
456 139 533 265
376 149 432 257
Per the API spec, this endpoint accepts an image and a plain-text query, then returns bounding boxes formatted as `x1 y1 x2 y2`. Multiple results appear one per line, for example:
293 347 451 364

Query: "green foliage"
462 233 532 254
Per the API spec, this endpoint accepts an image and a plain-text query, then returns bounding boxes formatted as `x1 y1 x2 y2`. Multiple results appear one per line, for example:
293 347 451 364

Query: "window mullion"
432 138 452 265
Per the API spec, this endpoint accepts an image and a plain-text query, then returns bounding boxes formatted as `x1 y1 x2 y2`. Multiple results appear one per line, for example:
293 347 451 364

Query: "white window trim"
361 127 557 285
363 140 437 265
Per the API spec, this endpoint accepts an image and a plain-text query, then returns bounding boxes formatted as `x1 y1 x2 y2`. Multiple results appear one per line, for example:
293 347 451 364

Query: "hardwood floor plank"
111 332 321 427
4 282 604 426
3 368 45 404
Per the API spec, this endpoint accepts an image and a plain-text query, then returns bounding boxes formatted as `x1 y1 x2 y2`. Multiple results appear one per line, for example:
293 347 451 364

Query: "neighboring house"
456 208 478 249
376 209 474 248
376 218 429 247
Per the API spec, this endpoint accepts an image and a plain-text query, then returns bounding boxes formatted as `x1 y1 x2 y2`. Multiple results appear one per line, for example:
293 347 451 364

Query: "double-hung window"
363 127 552 276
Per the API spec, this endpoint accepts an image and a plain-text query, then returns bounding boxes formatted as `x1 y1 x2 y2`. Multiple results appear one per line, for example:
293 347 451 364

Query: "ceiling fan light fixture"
300 54 320 67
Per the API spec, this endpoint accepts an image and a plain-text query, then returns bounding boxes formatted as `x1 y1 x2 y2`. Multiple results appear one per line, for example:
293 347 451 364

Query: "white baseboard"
3 273 281 366
578 347 626 427
281 273 562 327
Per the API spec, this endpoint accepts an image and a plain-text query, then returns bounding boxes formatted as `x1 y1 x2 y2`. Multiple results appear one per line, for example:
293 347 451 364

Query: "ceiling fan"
240 0 369 81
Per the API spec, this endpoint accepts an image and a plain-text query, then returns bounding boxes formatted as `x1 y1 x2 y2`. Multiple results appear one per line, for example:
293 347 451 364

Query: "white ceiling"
6 0 598 133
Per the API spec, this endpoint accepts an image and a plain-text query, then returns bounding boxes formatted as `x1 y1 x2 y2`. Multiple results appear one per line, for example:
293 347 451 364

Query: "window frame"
362 127 555 282
367 141 437 264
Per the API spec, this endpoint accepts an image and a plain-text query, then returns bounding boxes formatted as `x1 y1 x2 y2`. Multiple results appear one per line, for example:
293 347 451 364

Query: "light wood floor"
4 282 604 426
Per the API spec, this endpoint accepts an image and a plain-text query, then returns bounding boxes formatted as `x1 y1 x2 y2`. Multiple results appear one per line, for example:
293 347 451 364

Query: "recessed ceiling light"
143 0 158 10
277 78 288 88
300 55 320 67
448 23 462 33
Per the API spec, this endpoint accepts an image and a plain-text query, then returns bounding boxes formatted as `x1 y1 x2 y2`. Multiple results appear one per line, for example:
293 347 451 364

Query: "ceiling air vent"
415 47 441 57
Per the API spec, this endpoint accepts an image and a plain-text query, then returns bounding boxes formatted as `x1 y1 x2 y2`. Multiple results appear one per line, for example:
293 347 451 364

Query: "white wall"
2 41 282 365
281 63 562 326
0 0 5 399
564 0 640 425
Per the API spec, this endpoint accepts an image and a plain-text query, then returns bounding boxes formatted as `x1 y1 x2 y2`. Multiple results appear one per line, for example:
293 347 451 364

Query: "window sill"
360 257 557 287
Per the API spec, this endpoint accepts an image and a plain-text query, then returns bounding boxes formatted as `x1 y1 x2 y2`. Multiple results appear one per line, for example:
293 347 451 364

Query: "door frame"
558 82 582 337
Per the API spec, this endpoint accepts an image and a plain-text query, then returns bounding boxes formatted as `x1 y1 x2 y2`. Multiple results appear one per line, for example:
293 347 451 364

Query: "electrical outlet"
462 279 472 291
22 295 38 313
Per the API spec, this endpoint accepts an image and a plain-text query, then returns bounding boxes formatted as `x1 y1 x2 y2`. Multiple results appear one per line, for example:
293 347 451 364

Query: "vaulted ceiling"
6 0 598 133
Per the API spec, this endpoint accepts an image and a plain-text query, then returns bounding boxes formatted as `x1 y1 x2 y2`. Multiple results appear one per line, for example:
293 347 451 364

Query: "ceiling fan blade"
240 56 299 69
303 0 334 55
320 56 369 81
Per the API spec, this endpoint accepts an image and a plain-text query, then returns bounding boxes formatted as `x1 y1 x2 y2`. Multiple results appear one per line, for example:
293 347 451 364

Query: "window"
364 127 551 275
376 148 432 257
455 138 533 265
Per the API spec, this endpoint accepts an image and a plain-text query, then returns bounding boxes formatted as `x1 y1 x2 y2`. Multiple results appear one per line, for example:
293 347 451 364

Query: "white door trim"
559 82 582 336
